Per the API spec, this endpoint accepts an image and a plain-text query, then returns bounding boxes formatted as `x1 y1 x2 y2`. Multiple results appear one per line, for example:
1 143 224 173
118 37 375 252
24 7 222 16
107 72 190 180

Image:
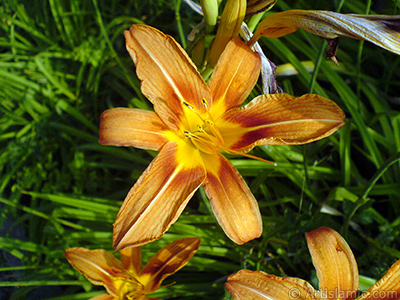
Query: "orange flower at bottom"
65 238 200 300
226 227 400 300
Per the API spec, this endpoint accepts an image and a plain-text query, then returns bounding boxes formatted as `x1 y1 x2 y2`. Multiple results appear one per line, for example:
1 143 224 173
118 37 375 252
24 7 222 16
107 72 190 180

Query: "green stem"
248 12 264 32
308 41 325 94
175 0 187 48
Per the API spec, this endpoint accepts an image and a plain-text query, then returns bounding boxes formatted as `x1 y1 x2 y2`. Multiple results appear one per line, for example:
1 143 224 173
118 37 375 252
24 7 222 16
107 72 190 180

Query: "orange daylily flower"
64 238 200 300
99 24 345 250
226 227 400 300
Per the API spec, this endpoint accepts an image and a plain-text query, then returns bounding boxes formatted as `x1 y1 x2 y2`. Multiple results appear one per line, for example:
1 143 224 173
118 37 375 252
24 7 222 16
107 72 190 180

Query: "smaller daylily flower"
100 24 345 250
250 10 400 63
225 227 400 300
65 238 200 300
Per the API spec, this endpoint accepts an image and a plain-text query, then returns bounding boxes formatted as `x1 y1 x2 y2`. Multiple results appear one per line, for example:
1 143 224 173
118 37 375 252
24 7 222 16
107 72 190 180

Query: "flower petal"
120 247 142 275
98 108 169 151
356 259 400 300
251 10 400 56
225 269 318 300
209 37 261 118
202 153 262 245
140 238 200 293
113 141 206 250
90 294 116 300
125 24 211 131
305 227 358 300
218 93 345 152
64 248 124 296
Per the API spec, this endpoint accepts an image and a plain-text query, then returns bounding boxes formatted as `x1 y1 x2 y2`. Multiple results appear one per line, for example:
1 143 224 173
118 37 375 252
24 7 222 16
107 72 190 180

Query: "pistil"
182 99 225 154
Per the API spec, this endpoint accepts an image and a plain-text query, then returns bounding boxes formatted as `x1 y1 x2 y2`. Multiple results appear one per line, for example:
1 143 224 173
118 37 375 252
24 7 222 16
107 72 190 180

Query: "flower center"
183 99 225 154
182 99 276 166
115 276 145 300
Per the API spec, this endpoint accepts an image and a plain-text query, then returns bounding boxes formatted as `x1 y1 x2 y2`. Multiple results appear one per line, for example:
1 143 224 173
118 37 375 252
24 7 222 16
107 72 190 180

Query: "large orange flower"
226 227 400 300
99 24 345 250
65 238 200 300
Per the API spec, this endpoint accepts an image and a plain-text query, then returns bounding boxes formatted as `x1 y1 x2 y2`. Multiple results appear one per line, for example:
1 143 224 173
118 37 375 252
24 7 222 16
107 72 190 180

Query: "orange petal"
64 248 124 296
90 294 116 300
305 227 358 300
120 247 142 275
251 10 400 56
202 153 262 245
226 269 318 300
98 108 169 151
209 38 261 118
356 259 400 300
124 25 211 131
113 141 206 250
140 238 200 293
218 93 345 152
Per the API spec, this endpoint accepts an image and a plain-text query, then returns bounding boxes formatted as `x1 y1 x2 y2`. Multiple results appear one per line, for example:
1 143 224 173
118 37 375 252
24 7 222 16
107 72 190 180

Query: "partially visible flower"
226 227 400 300
208 0 247 67
99 25 345 250
250 10 400 63
246 0 277 18
65 238 200 300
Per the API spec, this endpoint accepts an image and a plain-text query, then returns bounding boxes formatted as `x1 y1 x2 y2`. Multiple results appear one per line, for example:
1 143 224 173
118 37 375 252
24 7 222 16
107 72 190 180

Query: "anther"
182 101 206 123
183 101 195 111
184 130 192 138
201 98 209 109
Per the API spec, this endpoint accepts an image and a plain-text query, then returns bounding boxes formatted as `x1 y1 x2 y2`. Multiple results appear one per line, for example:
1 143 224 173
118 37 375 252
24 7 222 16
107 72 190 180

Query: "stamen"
201 98 209 109
182 100 224 146
202 98 217 124
184 130 219 154
184 130 194 138
183 99 275 166
183 101 205 122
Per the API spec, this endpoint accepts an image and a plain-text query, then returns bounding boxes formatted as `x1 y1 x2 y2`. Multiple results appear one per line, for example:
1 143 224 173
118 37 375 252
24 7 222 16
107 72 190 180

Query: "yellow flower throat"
115 275 145 300
182 99 276 166
183 99 224 154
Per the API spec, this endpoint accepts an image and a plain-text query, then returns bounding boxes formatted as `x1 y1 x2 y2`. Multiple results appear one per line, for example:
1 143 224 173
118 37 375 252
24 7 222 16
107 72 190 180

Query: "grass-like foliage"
1 0 400 299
